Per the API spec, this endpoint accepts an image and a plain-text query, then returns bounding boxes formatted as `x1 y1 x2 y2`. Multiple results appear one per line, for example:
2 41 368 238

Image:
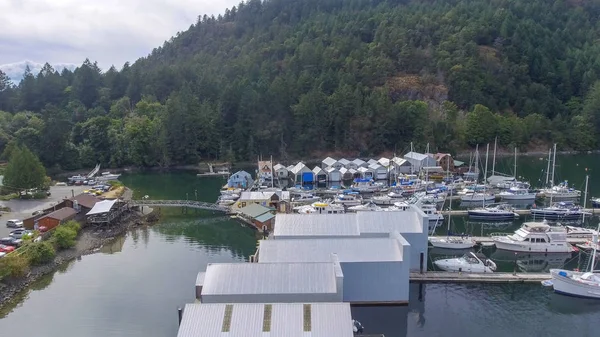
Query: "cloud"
0 60 77 83
0 0 240 71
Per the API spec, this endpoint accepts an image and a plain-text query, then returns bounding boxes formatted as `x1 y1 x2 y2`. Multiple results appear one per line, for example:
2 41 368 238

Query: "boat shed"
338 158 351 168
272 209 428 271
368 163 388 180
367 159 378 165
378 157 390 168
176 302 354 337
322 157 343 169
312 166 327 182
35 207 77 231
390 157 412 174
339 167 352 180
351 158 367 169
86 199 129 225
273 164 289 179
325 167 342 182
403 152 437 172
290 162 313 184
196 259 344 303
236 191 290 209
228 170 253 188
257 232 411 304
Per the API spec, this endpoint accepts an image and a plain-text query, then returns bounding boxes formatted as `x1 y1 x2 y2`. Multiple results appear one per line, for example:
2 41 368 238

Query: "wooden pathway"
410 271 550 284
130 199 229 212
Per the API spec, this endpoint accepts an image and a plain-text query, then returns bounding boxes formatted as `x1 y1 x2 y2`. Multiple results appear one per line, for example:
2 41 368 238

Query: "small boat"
291 193 321 203
348 201 383 212
429 236 475 249
333 193 362 206
460 192 495 202
351 178 381 193
370 195 395 205
563 225 599 240
468 203 519 221
497 187 536 201
540 181 581 199
217 199 235 206
221 188 242 195
592 197 600 208
219 193 239 201
434 252 497 273
530 201 590 220
294 202 345 214
387 190 405 198
97 172 121 181
492 221 573 253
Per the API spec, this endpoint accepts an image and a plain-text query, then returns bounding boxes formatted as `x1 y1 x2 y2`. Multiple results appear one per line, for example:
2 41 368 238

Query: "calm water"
1 160 600 337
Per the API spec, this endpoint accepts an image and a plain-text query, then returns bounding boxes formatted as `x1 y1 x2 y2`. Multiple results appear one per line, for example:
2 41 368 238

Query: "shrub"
62 220 81 233
1 254 30 278
27 242 56 265
52 226 78 249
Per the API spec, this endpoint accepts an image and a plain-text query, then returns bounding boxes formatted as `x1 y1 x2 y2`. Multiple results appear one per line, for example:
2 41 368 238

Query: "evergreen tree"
3 146 47 191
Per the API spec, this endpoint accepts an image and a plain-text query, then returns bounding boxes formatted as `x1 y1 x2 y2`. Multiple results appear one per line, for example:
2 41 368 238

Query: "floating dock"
428 236 588 245
409 271 550 284
441 208 600 216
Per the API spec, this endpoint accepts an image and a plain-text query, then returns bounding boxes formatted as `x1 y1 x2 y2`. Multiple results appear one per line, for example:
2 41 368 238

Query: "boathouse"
368 163 388 180
257 231 411 304
273 163 289 178
404 152 436 172
378 157 390 168
238 203 275 231
338 158 351 168
176 302 354 337
351 158 367 169
61 193 100 214
357 166 374 179
290 162 313 184
322 157 343 169
227 170 253 188
195 258 344 303
312 166 327 182
86 199 129 226
236 191 290 209
434 153 455 171
325 166 342 182
390 157 412 174
271 209 428 271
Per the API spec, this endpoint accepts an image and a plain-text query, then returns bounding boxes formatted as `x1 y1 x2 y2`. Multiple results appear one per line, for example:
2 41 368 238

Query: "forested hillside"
2 0 600 170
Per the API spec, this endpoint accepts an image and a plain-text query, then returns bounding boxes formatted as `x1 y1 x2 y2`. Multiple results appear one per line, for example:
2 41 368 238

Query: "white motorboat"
548 269 600 299
429 236 475 249
563 225 599 240
348 201 383 212
434 252 497 273
97 171 121 181
492 222 573 253
219 193 239 201
351 178 381 193
292 193 321 203
460 192 495 202
310 202 345 214
217 199 235 206
371 195 395 205
421 203 444 230
540 182 581 199
387 190 405 198
468 203 519 221
498 187 536 201
333 193 362 206
530 201 590 220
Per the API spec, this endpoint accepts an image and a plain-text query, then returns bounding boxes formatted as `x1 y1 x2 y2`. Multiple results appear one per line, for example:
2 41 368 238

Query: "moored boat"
530 201 590 220
434 252 497 273
468 203 519 221
492 222 573 253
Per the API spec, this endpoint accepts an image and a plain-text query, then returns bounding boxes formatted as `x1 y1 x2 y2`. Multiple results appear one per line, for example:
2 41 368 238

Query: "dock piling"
419 252 424 274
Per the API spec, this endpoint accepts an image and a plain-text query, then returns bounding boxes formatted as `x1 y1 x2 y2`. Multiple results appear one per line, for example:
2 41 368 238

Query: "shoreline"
0 209 160 309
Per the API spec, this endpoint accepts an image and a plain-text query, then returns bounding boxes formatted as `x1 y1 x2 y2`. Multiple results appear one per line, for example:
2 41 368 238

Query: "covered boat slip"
271 208 428 271
176 302 354 337
256 233 411 304
86 199 130 225
196 259 344 304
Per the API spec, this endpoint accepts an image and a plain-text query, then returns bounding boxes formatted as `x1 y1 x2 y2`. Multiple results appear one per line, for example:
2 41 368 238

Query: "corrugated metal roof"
325 167 339 173
378 157 390 167
258 237 403 263
404 152 428 161
201 262 338 296
255 212 275 223
357 211 422 233
86 199 117 216
368 163 384 170
240 191 279 201
273 163 286 171
42 207 76 221
322 157 337 167
351 158 365 166
273 214 360 238
338 158 350 165
312 166 325 175
290 162 310 175
177 302 353 337
70 193 100 209
239 203 272 218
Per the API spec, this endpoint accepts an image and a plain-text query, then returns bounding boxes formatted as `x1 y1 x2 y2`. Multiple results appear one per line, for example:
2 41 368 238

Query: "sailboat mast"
514 147 517 179
484 144 490 183
551 143 557 186
270 155 274 188
447 158 452 237
583 175 589 224
410 142 414 174
426 143 430 183
492 137 497 177
545 148 551 186
474 144 479 181
590 220 599 272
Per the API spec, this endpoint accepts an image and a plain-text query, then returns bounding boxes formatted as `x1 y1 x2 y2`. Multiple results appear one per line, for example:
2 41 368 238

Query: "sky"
0 0 240 81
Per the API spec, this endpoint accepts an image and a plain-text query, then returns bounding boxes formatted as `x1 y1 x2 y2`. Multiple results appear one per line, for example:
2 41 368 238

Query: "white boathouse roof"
404 152 428 161
351 158 366 166
86 199 117 216
176 302 354 337
273 214 360 238
258 235 404 263
198 261 342 303
312 166 325 175
338 158 351 166
273 163 286 171
322 157 338 167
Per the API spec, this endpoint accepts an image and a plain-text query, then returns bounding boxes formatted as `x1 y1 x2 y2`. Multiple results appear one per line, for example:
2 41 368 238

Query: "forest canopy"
1 0 600 170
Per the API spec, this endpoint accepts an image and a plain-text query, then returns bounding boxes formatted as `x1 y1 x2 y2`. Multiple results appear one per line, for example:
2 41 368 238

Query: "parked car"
10 229 32 239
32 210 44 216
0 237 22 247
0 244 15 253
6 219 23 228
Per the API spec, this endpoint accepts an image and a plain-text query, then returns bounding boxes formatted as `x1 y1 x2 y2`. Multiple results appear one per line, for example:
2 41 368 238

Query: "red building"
36 207 77 231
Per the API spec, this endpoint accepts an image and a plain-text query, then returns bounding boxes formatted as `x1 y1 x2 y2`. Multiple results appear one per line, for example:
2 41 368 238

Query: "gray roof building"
176 302 354 337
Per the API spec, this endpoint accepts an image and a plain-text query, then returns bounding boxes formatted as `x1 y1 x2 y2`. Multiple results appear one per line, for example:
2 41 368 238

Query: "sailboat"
497 147 536 200
461 144 495 202
540 144 581 199
546 222 600 299
429 167 474 249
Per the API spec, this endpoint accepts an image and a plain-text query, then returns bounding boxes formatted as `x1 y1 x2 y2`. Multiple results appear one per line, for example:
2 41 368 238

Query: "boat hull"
530 210 584 220
434 259 493 273
460 195 495 202
429 237 474 249
467 211 516 221
492 239 572 253
499 194 536 201
550 270 600 300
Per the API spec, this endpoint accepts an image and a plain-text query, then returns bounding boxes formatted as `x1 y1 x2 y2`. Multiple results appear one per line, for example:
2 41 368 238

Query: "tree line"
2 0 600 171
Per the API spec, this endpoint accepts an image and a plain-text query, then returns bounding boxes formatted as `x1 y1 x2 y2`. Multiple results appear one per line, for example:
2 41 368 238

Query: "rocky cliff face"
386 75 449 115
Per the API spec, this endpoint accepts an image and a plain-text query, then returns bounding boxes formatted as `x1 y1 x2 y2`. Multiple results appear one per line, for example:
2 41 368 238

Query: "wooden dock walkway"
429 236 588 245
410 271 550 284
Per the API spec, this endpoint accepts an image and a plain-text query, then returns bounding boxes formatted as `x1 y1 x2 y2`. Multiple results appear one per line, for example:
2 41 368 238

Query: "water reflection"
490 250 574 273
548 293 600 315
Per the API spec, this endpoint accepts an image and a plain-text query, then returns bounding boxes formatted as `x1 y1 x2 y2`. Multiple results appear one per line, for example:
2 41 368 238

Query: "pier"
441 208 600 216
428 236 588 245
409 271 550 284
130 199 229 212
